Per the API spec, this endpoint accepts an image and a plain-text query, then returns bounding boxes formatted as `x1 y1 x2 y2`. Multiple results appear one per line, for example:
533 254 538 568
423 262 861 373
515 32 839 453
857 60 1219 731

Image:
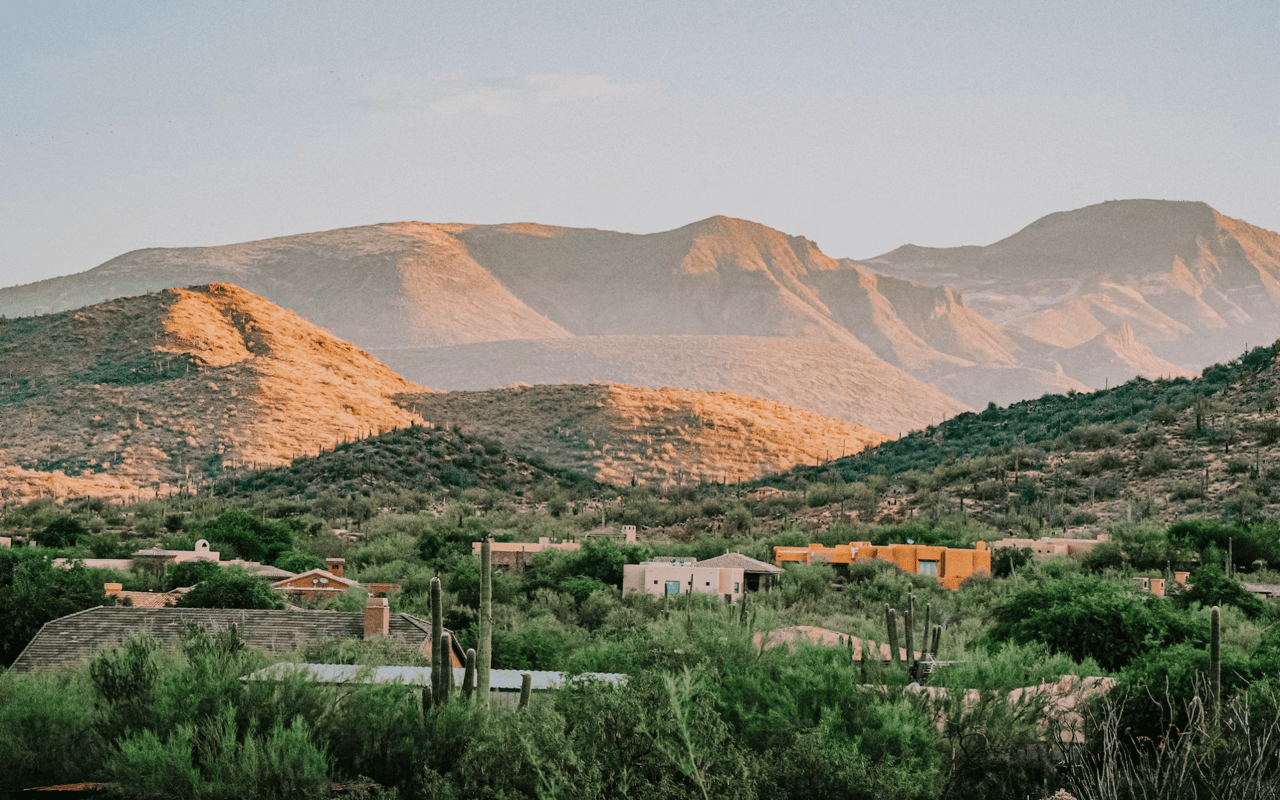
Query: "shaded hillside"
792 342 1280 533
865 200 1280 369
403 383 890 486
214 424 594 502
375 335 970 437
0 284 428 501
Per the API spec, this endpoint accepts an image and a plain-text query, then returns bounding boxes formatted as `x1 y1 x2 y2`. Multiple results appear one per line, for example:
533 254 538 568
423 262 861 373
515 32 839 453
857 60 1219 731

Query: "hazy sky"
3 1 1277 287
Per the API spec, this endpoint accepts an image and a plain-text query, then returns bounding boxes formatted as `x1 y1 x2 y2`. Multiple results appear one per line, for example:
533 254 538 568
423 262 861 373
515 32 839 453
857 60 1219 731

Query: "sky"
2 1 1277 287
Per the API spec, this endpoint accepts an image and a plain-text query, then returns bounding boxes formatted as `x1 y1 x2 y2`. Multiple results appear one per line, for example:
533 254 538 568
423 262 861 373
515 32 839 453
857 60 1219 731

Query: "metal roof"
243 662 627 690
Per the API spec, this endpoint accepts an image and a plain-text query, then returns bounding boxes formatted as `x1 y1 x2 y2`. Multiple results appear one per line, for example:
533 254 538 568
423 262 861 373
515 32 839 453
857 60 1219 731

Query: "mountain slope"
864 200 1280 368
0 223 572 348
375 335 972 437
0 284 429 500
403 383 891 486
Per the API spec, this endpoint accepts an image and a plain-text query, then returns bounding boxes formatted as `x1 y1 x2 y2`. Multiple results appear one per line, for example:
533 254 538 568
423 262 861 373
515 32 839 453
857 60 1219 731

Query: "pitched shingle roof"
695 552 783 573
9 606 449 673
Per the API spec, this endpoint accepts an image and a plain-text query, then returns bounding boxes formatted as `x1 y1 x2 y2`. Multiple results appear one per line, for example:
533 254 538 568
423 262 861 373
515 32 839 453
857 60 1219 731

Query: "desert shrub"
0 669 106 793
34 516 88 548
0 549 108 667
972 480 1007 501
166 560 222 590
1139 447 1175 476
175 567 286 610
201 508 294 565
1075 450 1124 476
1172 563 1268 619
987 574 1202 671
272 551 324 574
1227 456 1254 475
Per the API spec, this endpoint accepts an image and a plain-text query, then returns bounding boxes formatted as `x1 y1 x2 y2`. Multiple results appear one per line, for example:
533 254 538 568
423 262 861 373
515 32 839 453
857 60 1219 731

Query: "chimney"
623 525 637 544
104 583 122 597
364 597 389 638
326 557 345 579
1174 571 1190 586
1150 578 1166 597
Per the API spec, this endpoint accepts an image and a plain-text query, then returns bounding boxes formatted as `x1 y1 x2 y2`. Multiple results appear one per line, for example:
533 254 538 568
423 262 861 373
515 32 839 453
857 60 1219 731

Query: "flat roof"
242 662 626 691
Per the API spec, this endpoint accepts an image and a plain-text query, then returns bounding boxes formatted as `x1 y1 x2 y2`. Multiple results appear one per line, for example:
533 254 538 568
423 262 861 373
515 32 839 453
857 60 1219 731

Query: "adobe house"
622 552 781 602
9 597 463 673
472 538 582 572
773 541 991 590
989 534 1110 558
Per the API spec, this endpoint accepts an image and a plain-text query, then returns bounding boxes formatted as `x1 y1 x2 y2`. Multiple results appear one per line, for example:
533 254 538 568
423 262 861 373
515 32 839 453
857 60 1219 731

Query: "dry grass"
0 284 429 501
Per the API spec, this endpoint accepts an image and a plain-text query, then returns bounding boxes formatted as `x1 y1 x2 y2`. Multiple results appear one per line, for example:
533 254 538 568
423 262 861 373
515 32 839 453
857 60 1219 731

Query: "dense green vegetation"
212 425 599 504
7 343 1280 797
818 343 1280 486
3 550 1278 799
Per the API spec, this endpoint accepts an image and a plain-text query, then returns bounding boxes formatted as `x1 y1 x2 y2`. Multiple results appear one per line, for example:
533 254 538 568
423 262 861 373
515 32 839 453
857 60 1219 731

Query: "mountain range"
2 199 1277 454
0 285 886 500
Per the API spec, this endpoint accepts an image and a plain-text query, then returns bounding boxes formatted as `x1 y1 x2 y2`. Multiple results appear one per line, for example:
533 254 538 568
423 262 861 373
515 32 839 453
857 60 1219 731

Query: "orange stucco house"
773 541 991 590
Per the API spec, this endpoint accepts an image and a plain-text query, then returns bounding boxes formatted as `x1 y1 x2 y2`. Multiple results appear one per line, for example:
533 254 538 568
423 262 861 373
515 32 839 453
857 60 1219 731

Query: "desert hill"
376 335 969 437
789 340 1280 533
864 200 1280 368
402 383 891 487
0 284 429 501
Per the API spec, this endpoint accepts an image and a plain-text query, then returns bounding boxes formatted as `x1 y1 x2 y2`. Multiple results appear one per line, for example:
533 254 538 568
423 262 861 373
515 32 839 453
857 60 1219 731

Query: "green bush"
175 567 287 610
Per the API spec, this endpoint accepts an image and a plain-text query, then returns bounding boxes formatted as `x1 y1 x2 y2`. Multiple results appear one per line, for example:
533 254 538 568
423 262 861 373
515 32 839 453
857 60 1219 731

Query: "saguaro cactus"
478 538 492 708
885 605 900 667
441 633 455 701
430 576 444 705
463 648 476 700
1211 605 1222 727
519 672 533 709
921 604 932 658
904 594 916 674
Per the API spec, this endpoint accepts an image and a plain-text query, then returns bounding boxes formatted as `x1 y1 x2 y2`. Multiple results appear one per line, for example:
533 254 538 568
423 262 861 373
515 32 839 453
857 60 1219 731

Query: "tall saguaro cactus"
463 648 476 700
1210 605 1222 728
478 538 493 707
885 605 900 667
921 604 932 658
430 576 445 705
519 672 533 709
442 633 455 701
903 594 916 675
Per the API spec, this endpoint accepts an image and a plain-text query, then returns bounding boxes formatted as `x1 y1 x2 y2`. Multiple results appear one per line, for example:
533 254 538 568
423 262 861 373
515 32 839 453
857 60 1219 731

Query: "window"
918 561 938 577
665 580 681 595
705 581 711 586
734 582 740 593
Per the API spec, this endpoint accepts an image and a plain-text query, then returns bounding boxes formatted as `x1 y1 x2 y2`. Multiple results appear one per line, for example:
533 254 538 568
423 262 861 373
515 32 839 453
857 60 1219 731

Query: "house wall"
472 539 583 572
622 564 745 602
773 541 991 590
989 534 1109 558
